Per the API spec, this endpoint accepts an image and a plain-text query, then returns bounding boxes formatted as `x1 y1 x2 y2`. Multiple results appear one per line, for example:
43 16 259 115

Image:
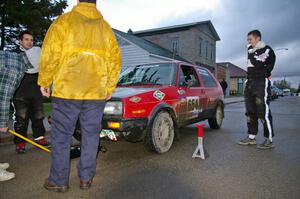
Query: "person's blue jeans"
48 97 106 186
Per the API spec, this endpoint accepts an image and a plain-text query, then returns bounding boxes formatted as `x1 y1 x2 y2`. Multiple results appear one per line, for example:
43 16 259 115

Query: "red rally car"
95 61 225 153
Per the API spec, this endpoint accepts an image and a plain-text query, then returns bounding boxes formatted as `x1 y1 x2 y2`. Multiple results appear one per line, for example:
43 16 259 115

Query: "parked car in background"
283 89 291 96
277 88 284 97
270 86 279 100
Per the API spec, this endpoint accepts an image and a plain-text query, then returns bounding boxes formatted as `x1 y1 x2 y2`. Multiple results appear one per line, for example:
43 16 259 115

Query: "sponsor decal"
153 90 166 101
129 96 142 103
187 96 200 119
197 68 210 76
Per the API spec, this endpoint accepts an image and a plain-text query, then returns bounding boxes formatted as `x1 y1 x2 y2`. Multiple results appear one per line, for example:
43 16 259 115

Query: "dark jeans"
48 97 106 186
13 96 45 144
245 78 274 141
13 73 45 144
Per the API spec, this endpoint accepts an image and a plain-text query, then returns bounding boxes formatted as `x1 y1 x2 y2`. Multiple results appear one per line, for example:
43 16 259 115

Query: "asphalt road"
0 96 299 199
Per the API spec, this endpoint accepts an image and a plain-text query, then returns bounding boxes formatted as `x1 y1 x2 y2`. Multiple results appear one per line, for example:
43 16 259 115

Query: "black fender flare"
145 103 180 139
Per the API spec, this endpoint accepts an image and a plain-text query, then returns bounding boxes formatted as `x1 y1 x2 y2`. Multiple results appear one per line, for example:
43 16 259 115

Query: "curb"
225 100 245 105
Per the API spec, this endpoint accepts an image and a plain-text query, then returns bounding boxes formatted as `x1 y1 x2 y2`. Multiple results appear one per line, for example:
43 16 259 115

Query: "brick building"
217 62 247 95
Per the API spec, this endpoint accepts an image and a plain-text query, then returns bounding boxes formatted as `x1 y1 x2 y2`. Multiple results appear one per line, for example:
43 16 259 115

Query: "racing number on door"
186 96 200 119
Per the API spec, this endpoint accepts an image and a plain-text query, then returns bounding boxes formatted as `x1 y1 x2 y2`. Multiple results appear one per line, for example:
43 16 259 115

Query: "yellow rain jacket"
38 2 121 100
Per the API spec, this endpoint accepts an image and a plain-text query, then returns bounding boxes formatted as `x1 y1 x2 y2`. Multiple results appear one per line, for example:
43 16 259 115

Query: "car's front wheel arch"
144 104 178 153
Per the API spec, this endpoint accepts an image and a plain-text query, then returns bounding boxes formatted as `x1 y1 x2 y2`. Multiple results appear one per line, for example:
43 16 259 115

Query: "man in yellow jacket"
38 0 121 192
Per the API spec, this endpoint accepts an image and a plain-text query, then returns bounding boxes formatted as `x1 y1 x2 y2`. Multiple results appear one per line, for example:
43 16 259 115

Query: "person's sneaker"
257 139 274 149
0 163 10 170
35 137 51 147
44 180 69 192
0 168 15 182
238 137 257 145
16 143 26 154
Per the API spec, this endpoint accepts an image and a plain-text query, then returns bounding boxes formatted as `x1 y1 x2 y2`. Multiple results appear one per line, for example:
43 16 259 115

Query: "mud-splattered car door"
177 64 207 125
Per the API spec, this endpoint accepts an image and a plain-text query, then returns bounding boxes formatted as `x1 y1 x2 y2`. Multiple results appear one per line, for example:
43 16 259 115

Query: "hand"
0 127 8 133
40 86 51 98
106 94 112 101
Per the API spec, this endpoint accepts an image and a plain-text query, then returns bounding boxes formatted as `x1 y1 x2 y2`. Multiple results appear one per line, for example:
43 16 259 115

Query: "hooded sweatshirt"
38 2 121 100
247 41 276 79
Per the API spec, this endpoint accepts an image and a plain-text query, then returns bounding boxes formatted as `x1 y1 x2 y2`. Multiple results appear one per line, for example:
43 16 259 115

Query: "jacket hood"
73 2 103 19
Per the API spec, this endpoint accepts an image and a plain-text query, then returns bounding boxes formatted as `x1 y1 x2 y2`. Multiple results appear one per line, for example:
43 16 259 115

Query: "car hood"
112 87 164 99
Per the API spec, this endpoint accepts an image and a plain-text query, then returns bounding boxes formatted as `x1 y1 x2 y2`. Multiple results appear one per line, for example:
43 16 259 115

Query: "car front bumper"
102 116 148 137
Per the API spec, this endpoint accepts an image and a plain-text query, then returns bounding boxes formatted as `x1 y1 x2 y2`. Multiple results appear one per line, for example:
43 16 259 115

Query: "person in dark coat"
220 79 228 96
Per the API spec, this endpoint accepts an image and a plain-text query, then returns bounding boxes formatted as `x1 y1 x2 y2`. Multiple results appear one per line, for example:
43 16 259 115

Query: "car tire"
144 111 174 154
208 104 224 129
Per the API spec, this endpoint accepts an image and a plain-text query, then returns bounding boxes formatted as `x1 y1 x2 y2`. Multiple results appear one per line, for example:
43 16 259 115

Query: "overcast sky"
67 0 300 87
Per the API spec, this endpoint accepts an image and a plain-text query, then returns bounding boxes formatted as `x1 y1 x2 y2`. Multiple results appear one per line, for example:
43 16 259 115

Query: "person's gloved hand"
0 127 8 133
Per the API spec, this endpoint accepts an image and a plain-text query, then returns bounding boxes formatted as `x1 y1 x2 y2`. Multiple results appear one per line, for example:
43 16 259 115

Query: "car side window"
179 65 200 87
197 68 217 88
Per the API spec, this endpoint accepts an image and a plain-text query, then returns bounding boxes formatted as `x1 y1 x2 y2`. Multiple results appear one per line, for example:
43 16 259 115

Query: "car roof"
133 61 209 71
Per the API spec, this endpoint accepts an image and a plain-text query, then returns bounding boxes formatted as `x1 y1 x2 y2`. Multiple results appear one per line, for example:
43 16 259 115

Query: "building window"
171 38 179 53
205 41 209 59
199 38 203 56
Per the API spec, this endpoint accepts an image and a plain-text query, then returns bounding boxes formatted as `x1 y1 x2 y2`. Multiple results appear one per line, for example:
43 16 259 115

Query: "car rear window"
197 68 218 88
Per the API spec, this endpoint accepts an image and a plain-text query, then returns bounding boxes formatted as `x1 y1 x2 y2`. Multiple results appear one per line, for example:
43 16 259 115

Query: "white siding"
120 44 150 68
115 32 172 71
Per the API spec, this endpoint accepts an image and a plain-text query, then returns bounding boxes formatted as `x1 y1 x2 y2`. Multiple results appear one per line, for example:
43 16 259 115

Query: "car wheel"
144 111 174 154
208 104 224 129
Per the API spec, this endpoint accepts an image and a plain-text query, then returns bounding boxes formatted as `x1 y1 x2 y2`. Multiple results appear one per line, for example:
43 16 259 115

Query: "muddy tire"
208 104 224 129
144 111 174 154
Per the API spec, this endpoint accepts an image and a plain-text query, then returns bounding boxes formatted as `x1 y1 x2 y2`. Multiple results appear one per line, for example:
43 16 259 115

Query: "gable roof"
113 29 188 62
133 20 220 41
217 62 247 78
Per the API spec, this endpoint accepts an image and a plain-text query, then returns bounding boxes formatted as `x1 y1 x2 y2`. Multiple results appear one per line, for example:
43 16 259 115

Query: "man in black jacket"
13 31 50 154
239 30 276 149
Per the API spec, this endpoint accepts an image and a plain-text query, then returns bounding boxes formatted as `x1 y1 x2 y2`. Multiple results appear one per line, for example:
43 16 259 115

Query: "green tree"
273 79 291 90
0 0 67 50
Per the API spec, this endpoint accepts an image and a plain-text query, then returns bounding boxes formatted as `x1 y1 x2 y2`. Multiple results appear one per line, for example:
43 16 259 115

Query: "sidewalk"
224 96 245 105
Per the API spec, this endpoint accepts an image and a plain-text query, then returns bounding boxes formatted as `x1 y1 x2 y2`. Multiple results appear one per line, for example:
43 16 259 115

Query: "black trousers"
245 78 274 141
13 73 45 144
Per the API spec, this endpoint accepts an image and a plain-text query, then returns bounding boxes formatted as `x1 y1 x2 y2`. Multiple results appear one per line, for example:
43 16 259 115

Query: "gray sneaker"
238 137 257 145
257 139 274 149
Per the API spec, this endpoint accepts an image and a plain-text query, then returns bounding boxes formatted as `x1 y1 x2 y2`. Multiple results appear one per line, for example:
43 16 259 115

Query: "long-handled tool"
7 129 51 153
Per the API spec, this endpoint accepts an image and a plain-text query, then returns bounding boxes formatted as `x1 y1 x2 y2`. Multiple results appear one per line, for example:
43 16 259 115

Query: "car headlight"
104 101 123 115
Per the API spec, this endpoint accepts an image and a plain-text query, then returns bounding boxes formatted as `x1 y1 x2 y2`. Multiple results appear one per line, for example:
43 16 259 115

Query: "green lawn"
43 103 52 117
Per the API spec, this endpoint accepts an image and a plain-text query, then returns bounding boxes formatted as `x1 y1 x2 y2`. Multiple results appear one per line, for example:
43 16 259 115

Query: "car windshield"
118 63 176 86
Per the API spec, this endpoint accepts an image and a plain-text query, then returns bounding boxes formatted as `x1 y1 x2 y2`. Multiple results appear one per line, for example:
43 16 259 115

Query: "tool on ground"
192 123 206 159
7 129 51 153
